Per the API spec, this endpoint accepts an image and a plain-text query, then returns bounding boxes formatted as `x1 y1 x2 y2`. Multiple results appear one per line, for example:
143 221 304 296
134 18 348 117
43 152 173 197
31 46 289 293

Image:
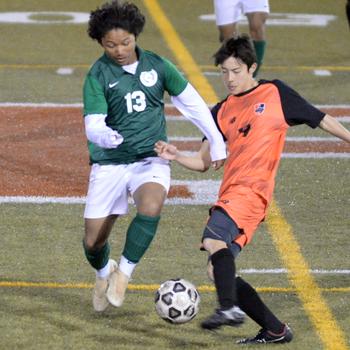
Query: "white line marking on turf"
0 102 83 107
2 157 350 206
169 136 342 142
1 103 350 123
337 117 350 122
0 196 221 205
169 136 201 141
203 71 220 76
314 69 331 76
1 102 350 109
167 116 350 123
182 151 350 159
1 109 348 123
0 180 220 205
285 136 339 142
282 152 350 158
0 196 86 204
167 115 186 121
199 13 337 27
56 67 74 75
316 104 350 109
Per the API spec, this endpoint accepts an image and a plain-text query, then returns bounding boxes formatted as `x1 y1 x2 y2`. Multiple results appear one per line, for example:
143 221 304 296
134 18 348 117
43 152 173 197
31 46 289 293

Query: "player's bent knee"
83 234 108 251
202 238 227 254
83 237 99 251
83 240 110 270
138 202 164 217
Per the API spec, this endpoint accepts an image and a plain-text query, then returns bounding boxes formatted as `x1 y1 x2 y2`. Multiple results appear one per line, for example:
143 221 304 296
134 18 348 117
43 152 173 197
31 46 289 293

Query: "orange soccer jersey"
211 80 325 248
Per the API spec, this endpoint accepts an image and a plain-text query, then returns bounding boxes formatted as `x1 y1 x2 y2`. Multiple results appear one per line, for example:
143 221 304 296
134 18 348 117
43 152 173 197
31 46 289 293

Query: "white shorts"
214 0 270 25
84 157 171 219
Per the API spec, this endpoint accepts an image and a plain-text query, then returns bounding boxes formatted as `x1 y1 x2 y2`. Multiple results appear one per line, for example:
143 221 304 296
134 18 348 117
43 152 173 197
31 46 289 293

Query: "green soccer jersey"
83 47 188 165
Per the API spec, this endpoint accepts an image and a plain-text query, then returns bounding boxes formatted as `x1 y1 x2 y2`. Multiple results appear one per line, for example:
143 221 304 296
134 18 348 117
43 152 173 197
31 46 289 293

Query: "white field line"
285 136 340 141
0 196 86 204
0 102 83 107
169 136 342 142
167 116 350 123
314 70 331 76
0 180 220 205
181 151 350 159
1 102 349 122
316 104 350 109
0 196 217 205
282 152 350 158
2 102 350 108
0 180 220 204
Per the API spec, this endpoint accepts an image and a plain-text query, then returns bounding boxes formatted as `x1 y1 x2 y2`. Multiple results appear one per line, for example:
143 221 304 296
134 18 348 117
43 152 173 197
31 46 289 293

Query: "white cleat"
106 268 130 307
92 259 118 312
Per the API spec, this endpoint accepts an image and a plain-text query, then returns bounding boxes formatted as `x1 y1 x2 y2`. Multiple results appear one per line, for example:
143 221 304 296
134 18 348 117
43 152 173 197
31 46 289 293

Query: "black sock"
236 276 285 333
211 248 237 309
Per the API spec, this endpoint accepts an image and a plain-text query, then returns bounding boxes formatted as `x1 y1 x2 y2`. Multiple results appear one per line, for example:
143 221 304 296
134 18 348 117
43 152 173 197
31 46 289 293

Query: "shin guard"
211 248 237 309
122 213 160 263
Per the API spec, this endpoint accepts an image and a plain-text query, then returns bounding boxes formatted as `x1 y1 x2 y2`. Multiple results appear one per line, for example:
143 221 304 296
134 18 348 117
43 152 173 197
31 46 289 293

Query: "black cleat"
201 306 245 330
237 324 293 345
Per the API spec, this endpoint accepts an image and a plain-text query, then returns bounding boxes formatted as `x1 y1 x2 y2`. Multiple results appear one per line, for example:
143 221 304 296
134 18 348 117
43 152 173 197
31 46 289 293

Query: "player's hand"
154 141 178 160
211 158 225 170
111 130 124 147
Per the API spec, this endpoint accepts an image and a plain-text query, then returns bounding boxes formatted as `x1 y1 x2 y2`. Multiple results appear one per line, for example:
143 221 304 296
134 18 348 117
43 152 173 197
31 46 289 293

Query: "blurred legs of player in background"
213 0 269 76
347 0 350 28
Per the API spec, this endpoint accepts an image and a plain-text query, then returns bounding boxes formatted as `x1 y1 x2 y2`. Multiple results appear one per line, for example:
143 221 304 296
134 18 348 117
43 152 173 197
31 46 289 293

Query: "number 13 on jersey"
124 91 146 113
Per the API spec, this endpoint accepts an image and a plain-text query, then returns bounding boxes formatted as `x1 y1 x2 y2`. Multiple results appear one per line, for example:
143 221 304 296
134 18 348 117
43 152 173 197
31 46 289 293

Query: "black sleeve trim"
272 79 325 128
202 99 228 142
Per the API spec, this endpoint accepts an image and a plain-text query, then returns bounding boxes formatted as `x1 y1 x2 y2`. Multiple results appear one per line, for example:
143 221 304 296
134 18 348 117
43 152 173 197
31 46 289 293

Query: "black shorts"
202 207 241 258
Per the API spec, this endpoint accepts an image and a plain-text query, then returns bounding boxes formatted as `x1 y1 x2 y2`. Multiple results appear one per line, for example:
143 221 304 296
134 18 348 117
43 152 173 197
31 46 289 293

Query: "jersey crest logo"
254 103 266 115
140 69 158 87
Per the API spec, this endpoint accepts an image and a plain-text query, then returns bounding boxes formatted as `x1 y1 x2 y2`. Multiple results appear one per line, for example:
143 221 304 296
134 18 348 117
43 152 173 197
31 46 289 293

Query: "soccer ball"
155 278 200 324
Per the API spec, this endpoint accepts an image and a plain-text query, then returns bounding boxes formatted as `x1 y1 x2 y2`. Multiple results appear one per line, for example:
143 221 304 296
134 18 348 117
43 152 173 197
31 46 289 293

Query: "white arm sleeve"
84 114 124 149
171 83 226 161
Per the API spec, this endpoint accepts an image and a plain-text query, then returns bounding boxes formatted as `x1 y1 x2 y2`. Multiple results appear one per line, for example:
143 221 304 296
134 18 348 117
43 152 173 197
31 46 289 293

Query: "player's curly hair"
213 34 257 69
88 0 145 43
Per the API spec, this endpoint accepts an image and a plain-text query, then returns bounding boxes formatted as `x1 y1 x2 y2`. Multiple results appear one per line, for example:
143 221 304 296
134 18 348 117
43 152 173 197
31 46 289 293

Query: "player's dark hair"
213 34 257 69
88 0 145 43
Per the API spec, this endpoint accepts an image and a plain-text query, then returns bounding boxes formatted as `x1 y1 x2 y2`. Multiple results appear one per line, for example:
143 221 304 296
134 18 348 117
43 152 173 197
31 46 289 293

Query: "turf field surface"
0 1 349 349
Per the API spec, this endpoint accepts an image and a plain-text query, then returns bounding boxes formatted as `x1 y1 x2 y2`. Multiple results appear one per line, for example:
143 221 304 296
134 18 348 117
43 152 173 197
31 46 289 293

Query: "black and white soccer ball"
155 278 200 324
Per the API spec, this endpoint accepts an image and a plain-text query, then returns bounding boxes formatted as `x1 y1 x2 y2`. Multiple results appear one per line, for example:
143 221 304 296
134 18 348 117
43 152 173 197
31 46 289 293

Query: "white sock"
96 260 111 279
119 255 137 278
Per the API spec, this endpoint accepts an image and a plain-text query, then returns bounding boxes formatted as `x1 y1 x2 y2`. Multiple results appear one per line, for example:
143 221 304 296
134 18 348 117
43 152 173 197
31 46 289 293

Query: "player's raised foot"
201 306 245 330
106 267 130 307
93 259 118 312
237 324 293 345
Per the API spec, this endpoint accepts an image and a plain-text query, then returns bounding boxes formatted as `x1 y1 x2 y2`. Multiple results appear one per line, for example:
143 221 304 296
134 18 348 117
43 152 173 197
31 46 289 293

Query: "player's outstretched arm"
319 114 350 143
170 83 227 162
155 140 213 172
